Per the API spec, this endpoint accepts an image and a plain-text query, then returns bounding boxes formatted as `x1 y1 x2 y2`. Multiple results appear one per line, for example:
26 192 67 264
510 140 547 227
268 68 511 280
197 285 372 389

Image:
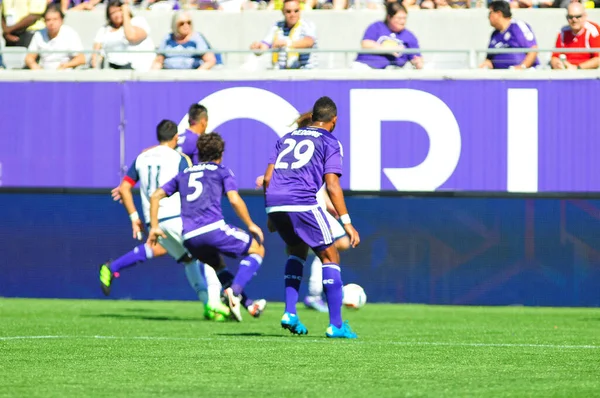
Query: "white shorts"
324 210 347 240
157 217 189 262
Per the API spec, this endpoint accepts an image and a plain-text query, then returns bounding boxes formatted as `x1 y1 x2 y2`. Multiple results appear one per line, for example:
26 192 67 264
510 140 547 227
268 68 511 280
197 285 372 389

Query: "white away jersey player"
124 145 192 223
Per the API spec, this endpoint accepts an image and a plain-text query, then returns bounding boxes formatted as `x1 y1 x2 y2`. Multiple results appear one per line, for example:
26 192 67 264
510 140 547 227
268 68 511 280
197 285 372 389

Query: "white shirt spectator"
94 16 155 71
28 25 83 70
261 19 317 69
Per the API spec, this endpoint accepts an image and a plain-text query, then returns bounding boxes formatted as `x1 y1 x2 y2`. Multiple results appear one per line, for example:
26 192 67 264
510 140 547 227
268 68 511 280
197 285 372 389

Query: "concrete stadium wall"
4 9 600 69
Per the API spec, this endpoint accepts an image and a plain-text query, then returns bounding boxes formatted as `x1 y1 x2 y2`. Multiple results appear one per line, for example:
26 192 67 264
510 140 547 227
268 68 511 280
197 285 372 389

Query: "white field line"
0 335 598 349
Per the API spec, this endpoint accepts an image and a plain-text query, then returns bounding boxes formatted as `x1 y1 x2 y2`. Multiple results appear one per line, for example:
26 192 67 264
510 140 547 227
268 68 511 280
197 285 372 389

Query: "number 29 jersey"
125 145 192 223
265 126 343 211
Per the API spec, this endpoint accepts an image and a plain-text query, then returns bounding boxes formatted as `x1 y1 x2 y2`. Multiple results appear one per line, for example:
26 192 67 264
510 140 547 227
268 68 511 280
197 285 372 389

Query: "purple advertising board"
1 79 599 192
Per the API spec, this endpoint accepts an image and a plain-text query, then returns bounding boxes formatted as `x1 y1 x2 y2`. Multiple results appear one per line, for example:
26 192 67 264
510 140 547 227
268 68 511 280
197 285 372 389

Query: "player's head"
188 104 208 135
293 111 313 129
197 133 225 163
488 1 511 29
156 119 179 148
311 96 338 133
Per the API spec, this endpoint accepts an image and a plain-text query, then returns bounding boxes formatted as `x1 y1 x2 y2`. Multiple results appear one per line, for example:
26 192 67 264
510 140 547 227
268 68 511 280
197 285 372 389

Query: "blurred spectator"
25 4 85 70
353 3 423 70
151 11 216 70
60 0 103 12
249 0 317 70
91 0 155 71
480 1 538 69
1 0 46 48
551 3 600 70
447 0 470 7
146 0 181 9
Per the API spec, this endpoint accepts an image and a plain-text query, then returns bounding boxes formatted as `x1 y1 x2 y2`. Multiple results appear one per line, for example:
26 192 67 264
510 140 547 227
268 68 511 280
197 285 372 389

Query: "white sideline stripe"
0 335 598 349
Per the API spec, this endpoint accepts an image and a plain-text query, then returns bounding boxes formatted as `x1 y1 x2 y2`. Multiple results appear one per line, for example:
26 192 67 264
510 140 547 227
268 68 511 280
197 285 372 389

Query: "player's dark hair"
385 1 407 23
489 0 511 18
44 3 64 20
156 119 178 143
311 97 337 122
197 133 225 162
188 103 208 125
292 111 313 128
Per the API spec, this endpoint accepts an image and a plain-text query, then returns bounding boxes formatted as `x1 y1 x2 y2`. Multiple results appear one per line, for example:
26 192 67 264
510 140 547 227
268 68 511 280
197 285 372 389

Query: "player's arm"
227 190 264 244
262 164 275 192
148 175 180 245
322 189 339 218
148 188 168 246
121 160 143 240
119 178 144 241
325 173 360 248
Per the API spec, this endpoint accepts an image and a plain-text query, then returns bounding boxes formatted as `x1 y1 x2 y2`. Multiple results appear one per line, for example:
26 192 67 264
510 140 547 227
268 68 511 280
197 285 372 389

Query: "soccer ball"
342 284 367 309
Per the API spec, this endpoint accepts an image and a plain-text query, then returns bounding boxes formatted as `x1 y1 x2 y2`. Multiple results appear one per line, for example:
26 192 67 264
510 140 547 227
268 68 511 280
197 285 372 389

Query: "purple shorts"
268 207 334 252
183 223 252 266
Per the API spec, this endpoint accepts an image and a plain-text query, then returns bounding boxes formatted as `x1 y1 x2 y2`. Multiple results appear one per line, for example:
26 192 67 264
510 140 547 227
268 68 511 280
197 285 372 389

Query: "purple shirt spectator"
487 20 539 69
265 126 343 209
177 129 199 164
355 21 421 69
162 162 237 235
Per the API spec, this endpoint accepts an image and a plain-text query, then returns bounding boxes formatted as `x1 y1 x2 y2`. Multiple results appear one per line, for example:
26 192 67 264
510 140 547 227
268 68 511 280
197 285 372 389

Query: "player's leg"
316 243 357 339
222 234 265 322
305 211 349 312
99 243 166 296
159 217 230 320
218 269 267 318
268 211 311 335
183 224 264 322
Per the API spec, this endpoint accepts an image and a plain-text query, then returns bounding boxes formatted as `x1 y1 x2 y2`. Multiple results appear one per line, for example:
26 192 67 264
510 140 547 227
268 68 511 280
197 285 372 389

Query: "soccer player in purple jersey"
149 133 266 322
263 96 360 339
178 103 268 317
256 111 351 313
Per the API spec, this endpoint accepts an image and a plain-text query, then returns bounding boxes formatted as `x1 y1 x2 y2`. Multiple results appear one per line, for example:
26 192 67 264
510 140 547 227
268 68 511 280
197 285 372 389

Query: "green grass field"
1 298 599 397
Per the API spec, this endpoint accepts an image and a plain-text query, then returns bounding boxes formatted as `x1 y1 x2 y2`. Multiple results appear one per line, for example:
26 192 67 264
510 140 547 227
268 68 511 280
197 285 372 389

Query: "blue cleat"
326 321 357 339
281 312 308 335
304 295 329 313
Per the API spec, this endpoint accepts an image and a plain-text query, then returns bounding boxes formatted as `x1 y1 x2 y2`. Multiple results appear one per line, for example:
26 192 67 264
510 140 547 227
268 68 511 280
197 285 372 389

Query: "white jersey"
316 184 327 208
125 145 192 222
317 184 346 240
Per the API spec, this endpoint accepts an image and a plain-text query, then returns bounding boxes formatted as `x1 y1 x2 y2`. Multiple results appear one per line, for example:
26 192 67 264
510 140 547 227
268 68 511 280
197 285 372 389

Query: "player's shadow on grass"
215 332 290 338
85 313 203 322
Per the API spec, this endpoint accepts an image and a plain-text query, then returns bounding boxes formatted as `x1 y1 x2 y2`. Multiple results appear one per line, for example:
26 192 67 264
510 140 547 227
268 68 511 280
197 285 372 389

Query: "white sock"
184 261 208 305
203 263 223 307
308 256 323 297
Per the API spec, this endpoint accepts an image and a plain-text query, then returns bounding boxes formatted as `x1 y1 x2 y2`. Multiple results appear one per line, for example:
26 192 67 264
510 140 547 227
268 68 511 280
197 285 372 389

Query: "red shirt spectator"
551 3 600 70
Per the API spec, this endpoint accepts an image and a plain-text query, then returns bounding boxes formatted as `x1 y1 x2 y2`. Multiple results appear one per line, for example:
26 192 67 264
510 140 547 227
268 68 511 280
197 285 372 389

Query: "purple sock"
284 256 305 314
322 263 343 328
110 244 150 274
231 254 262 296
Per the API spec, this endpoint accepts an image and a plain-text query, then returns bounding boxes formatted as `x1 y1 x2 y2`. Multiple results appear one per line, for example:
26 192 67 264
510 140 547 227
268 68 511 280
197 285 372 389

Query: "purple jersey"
265 126 342 210
355 22 420 69
487 20 539 69
161 162 237 235
177 129 199 164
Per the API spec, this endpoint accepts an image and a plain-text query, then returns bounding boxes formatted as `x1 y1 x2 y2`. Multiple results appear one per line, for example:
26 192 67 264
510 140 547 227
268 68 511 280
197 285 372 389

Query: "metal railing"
2 47 600 70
